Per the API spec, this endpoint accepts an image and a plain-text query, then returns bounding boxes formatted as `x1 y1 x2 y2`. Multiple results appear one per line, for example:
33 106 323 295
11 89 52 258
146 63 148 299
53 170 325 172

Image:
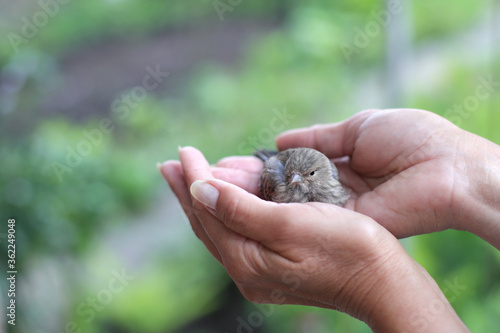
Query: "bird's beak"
291 173 303 184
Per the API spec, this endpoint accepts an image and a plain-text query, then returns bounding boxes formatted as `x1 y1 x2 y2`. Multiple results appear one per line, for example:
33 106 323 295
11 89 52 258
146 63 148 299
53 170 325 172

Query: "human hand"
276 109 500 247
159 147 469 332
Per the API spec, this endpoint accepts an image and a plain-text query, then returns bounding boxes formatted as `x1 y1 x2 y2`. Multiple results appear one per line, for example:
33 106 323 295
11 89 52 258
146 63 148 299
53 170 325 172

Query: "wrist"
359 245 469 332
452 132 500 249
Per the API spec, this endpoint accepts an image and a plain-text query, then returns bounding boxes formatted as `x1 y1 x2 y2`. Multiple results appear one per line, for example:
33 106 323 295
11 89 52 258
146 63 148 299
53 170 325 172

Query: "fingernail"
190 180 219 210
178 145 183 153
156 162 162 172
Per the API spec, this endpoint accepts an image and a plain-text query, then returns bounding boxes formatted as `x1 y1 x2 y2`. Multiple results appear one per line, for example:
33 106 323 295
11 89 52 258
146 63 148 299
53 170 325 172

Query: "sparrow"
254 148 349 206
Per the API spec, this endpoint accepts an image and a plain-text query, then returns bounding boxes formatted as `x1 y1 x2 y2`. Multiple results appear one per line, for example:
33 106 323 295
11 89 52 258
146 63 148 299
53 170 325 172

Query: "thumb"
190 179 295 244
189 179 385 263
276 109 378 158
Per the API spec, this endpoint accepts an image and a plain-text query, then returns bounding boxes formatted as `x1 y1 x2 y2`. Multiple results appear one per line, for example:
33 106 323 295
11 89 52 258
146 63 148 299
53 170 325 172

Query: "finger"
186 197 291 286
177 148 283 269
216 156 264 174
159 161 192 213
276 109 378 158
190 179 347 257
177 147 260 264
185 196 349 310
189 179 286 243
179 146 215 187
159 160 223 263
189 199 251 267
212 167 261 195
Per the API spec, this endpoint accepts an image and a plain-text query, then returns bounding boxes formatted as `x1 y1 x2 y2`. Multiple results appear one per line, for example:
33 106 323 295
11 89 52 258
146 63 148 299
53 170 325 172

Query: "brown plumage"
254 148 349 206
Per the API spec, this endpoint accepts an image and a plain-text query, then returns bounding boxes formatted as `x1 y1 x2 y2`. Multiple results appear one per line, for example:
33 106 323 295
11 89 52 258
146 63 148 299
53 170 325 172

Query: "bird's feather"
254 148 349 206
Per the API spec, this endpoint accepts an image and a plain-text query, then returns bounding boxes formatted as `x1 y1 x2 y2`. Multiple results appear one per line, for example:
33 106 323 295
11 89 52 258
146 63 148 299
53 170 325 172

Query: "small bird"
254 148 349 206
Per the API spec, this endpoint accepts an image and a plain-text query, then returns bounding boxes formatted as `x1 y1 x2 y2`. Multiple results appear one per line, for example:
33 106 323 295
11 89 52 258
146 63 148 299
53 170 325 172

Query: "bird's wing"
260 156 285 201
254 148 298 165
253 149 279 162
264 156 285 181
329 161 340 181
275 148 297 165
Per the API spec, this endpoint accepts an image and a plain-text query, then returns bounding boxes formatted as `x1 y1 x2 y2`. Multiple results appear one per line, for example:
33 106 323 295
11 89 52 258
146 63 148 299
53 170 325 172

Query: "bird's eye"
309 170 316 176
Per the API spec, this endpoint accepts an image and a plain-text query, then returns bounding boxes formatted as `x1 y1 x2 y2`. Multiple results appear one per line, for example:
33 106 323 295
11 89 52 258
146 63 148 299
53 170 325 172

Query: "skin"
159 109 500 332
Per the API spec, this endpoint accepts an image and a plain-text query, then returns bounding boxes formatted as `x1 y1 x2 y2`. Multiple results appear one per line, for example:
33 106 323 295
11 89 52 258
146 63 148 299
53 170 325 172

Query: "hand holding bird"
158 108 499 332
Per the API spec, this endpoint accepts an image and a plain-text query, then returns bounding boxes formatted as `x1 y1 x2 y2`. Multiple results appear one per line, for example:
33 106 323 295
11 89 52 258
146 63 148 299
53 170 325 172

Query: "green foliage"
417 235 500 332
0 117 159 260
0 1 215 57
66 248 229 333
413 0 491 40
263 305 371 333
412 63 500 144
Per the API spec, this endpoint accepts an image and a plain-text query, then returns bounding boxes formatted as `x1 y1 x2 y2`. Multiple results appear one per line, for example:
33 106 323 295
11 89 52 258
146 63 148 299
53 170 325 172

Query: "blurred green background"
1 0 499 332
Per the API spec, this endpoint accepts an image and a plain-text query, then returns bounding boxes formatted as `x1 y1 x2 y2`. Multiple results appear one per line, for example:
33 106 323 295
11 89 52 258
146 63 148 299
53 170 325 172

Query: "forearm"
362 250 469 332
453 132 500 249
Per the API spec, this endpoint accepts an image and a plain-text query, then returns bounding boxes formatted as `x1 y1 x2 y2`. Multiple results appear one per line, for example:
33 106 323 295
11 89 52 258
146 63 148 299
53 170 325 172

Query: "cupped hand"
275 109 465 238
159 146 468 332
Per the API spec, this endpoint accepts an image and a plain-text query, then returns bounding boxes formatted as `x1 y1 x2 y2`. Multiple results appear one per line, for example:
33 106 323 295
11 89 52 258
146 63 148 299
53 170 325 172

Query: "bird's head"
283 148 333 192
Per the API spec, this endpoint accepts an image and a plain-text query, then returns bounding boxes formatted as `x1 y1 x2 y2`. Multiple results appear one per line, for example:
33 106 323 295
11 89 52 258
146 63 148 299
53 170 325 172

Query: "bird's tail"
253 149 278 162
